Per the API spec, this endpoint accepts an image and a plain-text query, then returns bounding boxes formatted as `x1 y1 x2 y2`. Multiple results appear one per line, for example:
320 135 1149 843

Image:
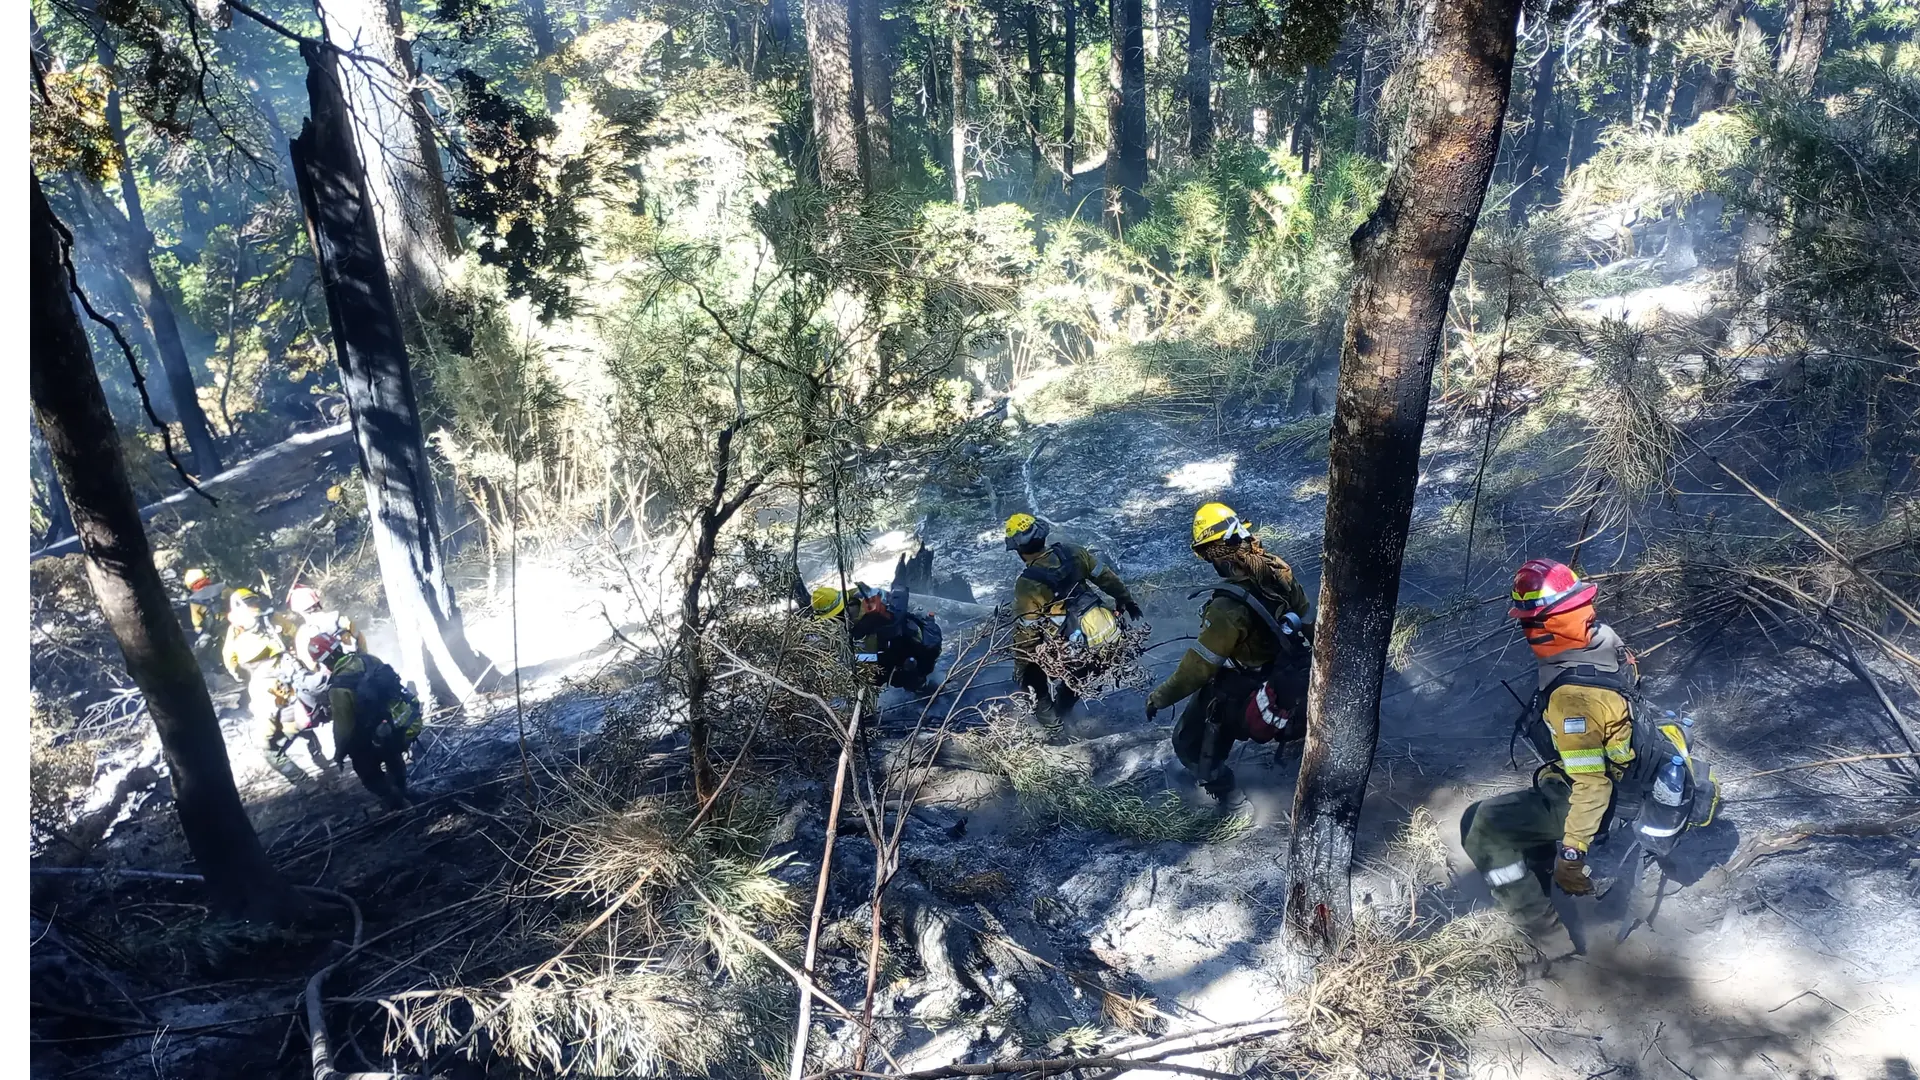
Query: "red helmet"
1509 559 1596 620
288 585 323 614
307 632 341 665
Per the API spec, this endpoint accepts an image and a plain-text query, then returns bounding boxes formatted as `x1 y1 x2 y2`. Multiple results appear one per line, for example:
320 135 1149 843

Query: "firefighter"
1460 559 1641 966
224 588 318 782
309 633 423 810
1004 513 1141 725
811 584 944 693
1145 502 1313 804
181 567 225 651
287 584 365 672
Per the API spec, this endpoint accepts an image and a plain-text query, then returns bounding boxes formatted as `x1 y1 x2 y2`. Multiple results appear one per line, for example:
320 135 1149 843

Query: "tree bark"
1284 0 1521 965
1025 1 1045 177
1775 0 1833 94
312 0 462 317
1105 0 1148 229
84 8 223 477
677 423 764 803
1062 0 1077 192
31 173 297 923
1351 31 1376 158
290 43 487 709
1693 0 1745 117
1290 63 1328 170
1510 29 1561 223
951 3 970 205
525 0 565 115
862 0 896 188
805 0 863 188
1186 0 1213 158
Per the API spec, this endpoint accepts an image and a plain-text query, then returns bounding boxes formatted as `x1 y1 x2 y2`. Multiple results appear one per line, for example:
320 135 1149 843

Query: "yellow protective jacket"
1536 623 1638 853
1147 562 1310 710
1011 542 1136 677
223 621 287 681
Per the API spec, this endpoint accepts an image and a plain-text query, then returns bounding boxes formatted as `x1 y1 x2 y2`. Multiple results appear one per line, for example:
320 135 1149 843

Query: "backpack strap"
1019 543 1086 599
1187 583 1290 654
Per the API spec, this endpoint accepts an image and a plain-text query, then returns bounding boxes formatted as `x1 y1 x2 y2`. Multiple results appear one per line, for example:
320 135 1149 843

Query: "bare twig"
789 700 857 1080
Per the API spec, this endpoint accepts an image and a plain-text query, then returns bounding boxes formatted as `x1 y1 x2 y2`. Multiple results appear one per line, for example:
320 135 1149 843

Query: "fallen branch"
790 700 857 1080
1727 752 1920 782
1726 812 1920 874
809 1019 1292 1079
1686 441 1920 630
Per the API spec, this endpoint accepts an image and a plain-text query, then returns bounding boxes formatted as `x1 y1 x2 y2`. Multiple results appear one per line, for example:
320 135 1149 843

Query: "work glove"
1553 845 1593 896
1145 701 1159 723
1122 601 1143 621
192 632 212 650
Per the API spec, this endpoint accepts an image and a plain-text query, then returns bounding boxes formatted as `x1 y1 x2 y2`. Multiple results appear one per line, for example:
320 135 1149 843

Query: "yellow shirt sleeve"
1545 683 1634 851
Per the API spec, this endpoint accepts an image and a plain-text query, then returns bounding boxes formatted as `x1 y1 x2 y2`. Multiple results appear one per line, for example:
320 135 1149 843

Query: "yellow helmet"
228 587 265 615
810 586 846 619
1192 502 1254 554
1004 512 1049 552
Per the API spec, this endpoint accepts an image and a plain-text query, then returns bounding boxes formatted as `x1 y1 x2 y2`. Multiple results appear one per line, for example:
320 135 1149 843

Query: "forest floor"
30 256 1920 1079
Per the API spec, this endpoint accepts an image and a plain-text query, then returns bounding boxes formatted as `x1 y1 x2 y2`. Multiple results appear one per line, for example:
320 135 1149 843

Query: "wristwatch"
1559 844 1583 862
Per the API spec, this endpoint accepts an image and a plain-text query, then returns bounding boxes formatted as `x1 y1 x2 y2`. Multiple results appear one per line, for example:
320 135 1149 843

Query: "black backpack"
338 657 416 750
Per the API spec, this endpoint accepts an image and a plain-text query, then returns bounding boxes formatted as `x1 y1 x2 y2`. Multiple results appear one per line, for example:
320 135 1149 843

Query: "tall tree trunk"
84 8 223 477
1025 1 1045 177
525 0 565 115
1351 32 1375 158
951 3 970 204
1186 0 1213 158
1105 0 1148 229
863 0 896 188
1284 0 1521 964
1290 62 1328 169
313 0 462 318
290 43 486 708
1693 0 1745 117
31 174 297 923
1063 0 1077 192
1510 29 1561 223
805 0 863 188
1775 0 1833 94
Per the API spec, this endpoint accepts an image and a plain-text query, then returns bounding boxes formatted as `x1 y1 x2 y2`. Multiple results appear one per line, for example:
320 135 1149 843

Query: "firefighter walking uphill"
1005 513 1142 725
224 588 321 782
1145 502 1313 805
309 633 424 810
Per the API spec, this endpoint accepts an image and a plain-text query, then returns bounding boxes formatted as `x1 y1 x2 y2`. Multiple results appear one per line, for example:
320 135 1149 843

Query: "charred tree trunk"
805 0 864 188
951 3 970 204
863 0 896 188
1105 0 1148 229
526 0 565 115
83 8 223 478
31 174 296 923
1510 29 1561 223
1062 0 1078 192
1285 0 1521 965
313 0 462 317
1693 0 1745 117
290 43 486 709
1186 0 1213 158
